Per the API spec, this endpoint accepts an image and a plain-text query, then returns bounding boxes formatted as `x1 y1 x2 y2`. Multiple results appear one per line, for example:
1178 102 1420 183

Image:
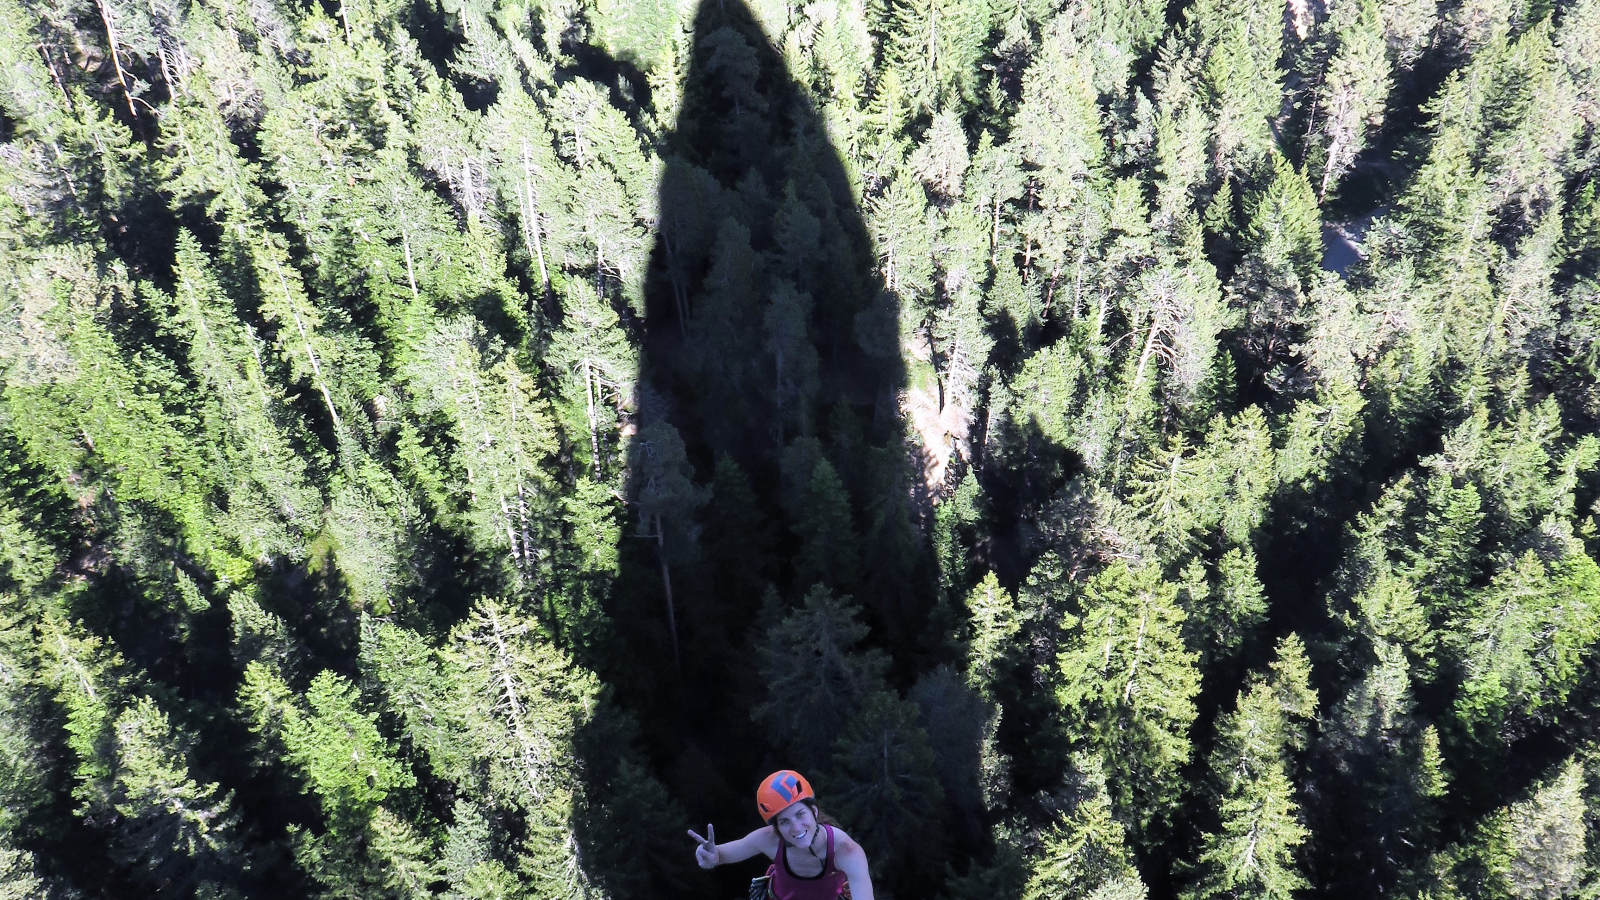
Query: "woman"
687 770 875 900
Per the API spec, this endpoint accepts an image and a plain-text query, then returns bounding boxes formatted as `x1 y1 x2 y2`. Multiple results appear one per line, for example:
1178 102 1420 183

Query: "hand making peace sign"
687 824 717 869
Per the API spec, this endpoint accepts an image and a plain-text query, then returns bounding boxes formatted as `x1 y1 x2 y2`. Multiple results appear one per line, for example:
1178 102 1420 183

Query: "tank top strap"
824 825 836 873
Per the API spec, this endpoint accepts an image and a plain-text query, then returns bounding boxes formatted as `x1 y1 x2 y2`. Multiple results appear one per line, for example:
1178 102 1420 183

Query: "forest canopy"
2 0 1600 898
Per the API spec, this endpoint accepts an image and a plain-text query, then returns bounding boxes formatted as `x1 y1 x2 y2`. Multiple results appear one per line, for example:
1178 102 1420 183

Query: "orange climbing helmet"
756 770 814 822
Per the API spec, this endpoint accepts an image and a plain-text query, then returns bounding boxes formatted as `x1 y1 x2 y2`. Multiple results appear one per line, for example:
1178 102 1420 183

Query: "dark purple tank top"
767 824 850 900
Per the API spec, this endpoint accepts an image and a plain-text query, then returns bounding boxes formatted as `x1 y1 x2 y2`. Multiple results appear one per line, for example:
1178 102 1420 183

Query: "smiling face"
771 800 819 848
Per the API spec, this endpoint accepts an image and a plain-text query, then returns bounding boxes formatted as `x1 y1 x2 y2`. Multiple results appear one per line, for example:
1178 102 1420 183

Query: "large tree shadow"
606 0 939 887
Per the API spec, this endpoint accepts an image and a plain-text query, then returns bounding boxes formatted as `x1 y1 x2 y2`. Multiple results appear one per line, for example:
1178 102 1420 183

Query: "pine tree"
912 110 971 201
1124 406 1274 560
1313 0 1392 201
631 420 708 669
966 132 1027 273
1422 758 1588 900
362 600 617 897
481 90 576 300
4 248 248 582
790 455 861 592
1455 547 1600 737
965 572 1020 695
275 669 414 826
547 282 636 480
764 280 821 446
931 471 982 613
700 453 778 620
1023 757 1148 900
0 841 46 900
1230 154 1322 370
1156 0 1287 183
882 0 992 114
326 459 417 615
1119 240 1231 415
552 77 653 310
1012 17 1106 198
754 586 891 772
1057 561 1200 829
910 663 988 817
171 232 319 565
109 696 246 894
1189 636 1316 900
829 689 946 885
872 167 937 307
1187 547 1269 658
413 317 559 581
445 600 601 897
687 216 764 445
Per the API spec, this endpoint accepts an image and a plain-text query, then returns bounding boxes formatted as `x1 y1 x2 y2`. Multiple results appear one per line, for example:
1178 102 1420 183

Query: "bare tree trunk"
397 201 421 305
1073 240 1088 319
499 492 521 565
243 324 273 412
663 231 690 336
517 481 533 571
1123 609 1149 704
655 513 681 672
583 360 602 478
991 196 1002 268
520 143 551 297
1319 132 1342 201
1131 317 1160 391
272 264 342 432
483 605 545 799
94 0 137 118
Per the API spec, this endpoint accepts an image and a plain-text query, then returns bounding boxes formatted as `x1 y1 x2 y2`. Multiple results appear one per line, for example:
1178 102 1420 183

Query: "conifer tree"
1056 561 1200 829
1231 154 1322 368
883 0 992 114
1313 0 1392 200
1023 758 1149 900
829 689 946 885
764 281 821 445
790 455 861 592
910 663 989 818
1422 758 1588 900
755 586 891 772
699 454 778 627
5 248 250 582
1157 0 1287 184
547 282 636 480
0 841 47 900
631 420 708 668
171 232 320 564
109 696 246 894
414 317 559 580
1454 546 1600 738
1189 636 1317 900
481 90 576 300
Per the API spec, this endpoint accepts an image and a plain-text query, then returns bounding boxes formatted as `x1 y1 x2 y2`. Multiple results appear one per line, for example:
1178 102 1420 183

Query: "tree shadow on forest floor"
602 0 952 895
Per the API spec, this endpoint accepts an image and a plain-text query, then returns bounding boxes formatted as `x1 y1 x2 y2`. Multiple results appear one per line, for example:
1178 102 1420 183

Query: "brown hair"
769 798 838 841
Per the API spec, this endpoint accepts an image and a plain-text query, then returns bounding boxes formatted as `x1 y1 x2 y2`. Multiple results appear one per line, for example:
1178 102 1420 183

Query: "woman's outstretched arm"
832 830 875 900
687 824 778 868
